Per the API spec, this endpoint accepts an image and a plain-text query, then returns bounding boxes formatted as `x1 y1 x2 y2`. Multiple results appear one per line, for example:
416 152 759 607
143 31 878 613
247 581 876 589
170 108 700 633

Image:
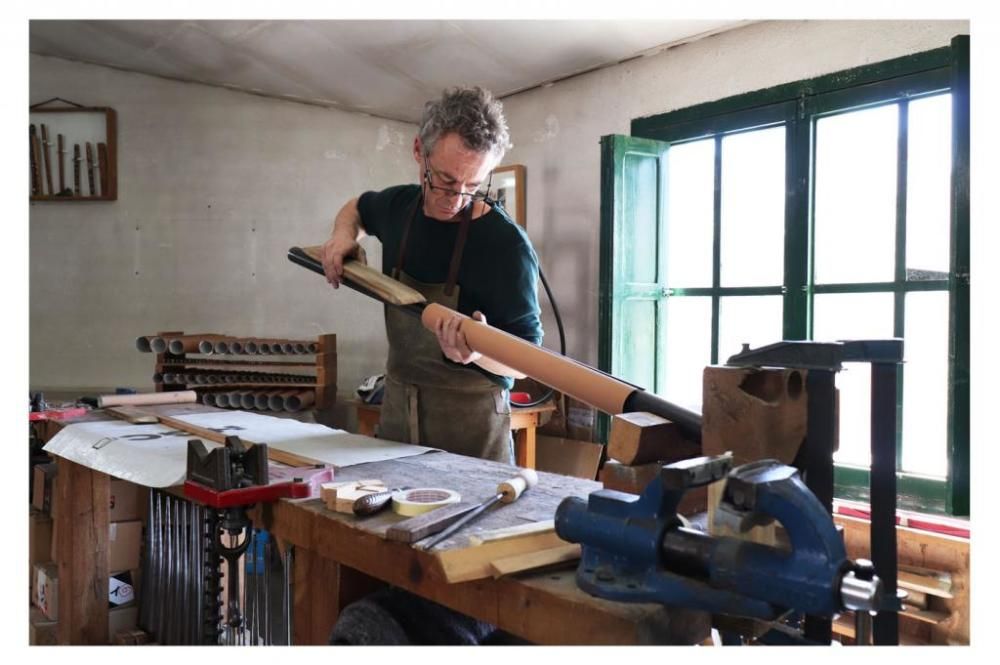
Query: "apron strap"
444 202 473 297
393 190 424 280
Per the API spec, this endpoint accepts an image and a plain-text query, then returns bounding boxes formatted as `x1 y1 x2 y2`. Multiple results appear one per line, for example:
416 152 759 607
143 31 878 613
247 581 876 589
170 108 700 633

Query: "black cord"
511 264 565 408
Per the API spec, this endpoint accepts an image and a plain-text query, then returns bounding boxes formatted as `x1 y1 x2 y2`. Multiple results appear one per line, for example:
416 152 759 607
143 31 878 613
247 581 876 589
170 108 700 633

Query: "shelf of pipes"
149 331 337 414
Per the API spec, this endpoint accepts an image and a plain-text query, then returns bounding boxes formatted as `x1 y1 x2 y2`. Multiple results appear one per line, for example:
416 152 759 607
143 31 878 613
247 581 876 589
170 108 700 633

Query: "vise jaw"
555 454 882 622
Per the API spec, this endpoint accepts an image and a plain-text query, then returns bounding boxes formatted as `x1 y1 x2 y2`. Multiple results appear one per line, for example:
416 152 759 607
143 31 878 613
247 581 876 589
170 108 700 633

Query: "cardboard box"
31 463 57 513
29 511 53 593
29 606 58 646
109 521 142 573
536 435 603 480
33 562 59 621
109 605 139 642
109 570 137 607
109 480 143 522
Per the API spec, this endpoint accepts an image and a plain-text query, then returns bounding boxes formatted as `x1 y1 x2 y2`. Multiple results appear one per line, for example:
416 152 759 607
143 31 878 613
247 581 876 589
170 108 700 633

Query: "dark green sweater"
358 184 543 389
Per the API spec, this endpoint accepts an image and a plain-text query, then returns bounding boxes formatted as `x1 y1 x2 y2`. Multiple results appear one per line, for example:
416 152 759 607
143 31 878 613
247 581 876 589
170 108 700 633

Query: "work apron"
378 196 513 463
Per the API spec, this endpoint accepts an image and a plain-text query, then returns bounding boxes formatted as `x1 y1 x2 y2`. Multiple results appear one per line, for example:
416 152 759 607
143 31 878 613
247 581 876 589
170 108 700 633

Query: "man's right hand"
321 233 367 288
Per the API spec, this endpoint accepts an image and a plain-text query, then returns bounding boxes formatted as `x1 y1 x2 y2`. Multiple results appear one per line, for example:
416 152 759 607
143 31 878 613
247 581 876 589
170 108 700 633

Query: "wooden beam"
54 460 109 644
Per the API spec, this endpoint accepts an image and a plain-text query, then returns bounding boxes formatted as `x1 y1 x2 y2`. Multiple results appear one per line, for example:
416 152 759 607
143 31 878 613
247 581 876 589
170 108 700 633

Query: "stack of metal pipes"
139 490 291 645
136 334 319 355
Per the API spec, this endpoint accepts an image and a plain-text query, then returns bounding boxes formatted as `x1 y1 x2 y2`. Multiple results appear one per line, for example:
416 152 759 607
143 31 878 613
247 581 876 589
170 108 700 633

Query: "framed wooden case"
29 98 117 201
492 164 525 228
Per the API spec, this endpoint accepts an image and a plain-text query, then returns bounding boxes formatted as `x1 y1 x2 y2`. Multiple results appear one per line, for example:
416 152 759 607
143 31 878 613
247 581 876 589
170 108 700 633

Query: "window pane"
615 298 656 390
659 296 711 412
665 139 714 287
902 291 948 476
814 105 898 284
813 293 895 467
623 152 659 284
906 94 952 281
721 127 786 286
718 296 784 363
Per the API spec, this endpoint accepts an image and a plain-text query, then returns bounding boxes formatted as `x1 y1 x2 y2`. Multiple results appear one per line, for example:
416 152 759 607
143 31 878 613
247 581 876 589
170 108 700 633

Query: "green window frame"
599 36 969 516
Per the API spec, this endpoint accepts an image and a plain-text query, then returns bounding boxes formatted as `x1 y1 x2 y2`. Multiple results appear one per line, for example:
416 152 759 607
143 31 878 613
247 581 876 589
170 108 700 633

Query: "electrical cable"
510 264 565 408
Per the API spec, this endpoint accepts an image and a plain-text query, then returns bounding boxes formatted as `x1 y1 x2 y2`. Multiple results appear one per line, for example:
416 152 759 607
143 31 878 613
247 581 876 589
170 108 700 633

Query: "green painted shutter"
598 134 670 441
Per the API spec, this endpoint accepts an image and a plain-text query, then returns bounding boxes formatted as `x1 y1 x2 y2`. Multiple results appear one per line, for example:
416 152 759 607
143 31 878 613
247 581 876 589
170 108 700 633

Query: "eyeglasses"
423 159 493 202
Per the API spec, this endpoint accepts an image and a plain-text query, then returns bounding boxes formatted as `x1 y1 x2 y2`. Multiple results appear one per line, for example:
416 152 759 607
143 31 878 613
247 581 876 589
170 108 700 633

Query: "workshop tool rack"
144 331 337 412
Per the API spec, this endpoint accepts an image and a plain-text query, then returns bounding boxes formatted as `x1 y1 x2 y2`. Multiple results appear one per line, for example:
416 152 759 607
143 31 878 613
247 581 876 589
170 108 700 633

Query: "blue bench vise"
555 453 883 630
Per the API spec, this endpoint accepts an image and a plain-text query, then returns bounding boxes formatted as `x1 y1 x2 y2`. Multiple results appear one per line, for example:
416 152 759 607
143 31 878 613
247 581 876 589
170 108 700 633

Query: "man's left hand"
436 311 485 364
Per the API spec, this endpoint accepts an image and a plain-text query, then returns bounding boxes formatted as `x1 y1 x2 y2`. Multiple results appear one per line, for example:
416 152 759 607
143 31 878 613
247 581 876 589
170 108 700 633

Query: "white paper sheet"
42 411 436 488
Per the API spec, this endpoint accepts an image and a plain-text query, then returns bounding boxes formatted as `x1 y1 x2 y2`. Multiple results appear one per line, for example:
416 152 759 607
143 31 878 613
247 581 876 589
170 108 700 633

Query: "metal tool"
422 469 538 549
556 454 886 644
57 133 66 194
41 124 54 195
725 338 904 644
29 125 40 195
85 141 96 196
181 435 314 644
352 486 409 516
72 143 81 196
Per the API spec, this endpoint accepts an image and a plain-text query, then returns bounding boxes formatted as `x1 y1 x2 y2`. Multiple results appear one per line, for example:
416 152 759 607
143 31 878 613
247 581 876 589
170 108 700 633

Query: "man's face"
415 132 496 221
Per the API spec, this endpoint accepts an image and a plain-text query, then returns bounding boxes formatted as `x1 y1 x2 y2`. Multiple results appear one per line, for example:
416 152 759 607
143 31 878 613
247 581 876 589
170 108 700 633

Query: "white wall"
502 19 968 365
29 54 415 398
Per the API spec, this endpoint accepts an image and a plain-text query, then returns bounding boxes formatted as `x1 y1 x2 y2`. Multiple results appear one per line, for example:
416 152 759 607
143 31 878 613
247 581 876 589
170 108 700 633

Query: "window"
599 38 969 515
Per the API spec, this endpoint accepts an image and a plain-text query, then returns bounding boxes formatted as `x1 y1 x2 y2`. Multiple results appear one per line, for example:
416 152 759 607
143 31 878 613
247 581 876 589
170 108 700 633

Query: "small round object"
391 488 461 516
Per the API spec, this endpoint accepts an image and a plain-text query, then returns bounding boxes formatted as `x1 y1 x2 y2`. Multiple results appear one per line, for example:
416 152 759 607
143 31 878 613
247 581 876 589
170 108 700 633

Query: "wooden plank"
104 406 159 424
102 406 321 468
489 544 580 578
836 514 969 645
495 572 710 645
432 530 571 583
384 501 479 543
292 547 344 645
54 459 109 645
299 246 426 306
898 565 953 599
470 519 554 544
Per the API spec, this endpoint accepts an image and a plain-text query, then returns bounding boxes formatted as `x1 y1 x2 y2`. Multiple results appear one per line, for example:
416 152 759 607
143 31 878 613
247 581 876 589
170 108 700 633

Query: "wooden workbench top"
43 402 711 645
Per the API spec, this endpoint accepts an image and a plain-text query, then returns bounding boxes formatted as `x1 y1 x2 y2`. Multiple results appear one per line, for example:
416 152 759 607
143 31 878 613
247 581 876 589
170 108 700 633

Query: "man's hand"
322 197 367 288
321 233 367 288
435 310 485 364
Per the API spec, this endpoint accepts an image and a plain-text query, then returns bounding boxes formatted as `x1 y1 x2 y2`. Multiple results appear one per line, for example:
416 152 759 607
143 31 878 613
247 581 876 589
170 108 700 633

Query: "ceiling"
29 19 749 123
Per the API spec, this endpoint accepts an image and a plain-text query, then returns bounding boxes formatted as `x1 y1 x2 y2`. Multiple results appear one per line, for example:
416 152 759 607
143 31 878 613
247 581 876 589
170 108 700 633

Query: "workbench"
352 400 556 469
40 403 710 646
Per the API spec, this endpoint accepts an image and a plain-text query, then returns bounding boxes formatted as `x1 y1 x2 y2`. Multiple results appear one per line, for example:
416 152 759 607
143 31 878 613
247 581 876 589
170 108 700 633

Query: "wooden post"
315 334 338 410
54 460 110 644
292 547 383 645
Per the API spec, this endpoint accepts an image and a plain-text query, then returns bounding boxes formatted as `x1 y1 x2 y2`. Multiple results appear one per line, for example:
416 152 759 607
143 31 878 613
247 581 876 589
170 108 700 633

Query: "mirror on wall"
491 164 525 228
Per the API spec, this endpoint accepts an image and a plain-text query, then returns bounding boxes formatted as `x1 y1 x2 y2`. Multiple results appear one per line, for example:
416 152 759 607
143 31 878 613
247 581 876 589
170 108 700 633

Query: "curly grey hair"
418 86 511 161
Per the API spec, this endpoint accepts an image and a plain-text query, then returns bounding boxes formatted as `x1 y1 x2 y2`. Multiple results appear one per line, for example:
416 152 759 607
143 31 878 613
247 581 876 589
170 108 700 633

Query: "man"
322 86 542 464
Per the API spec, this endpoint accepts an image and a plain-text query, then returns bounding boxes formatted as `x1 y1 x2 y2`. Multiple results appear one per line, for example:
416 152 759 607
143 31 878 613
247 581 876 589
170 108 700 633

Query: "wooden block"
470 520 554 545
898 565 953 599
321 480 387 514
320 480 360 508
384 501 479 543
327 480 389 515
702 365 810 466
489 543 581 578
608 412 700 465
598 460 707 516
433 530 570 583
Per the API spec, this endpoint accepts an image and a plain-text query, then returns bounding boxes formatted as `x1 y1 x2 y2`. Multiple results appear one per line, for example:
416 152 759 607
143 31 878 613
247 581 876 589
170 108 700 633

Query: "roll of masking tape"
391 488 461 516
